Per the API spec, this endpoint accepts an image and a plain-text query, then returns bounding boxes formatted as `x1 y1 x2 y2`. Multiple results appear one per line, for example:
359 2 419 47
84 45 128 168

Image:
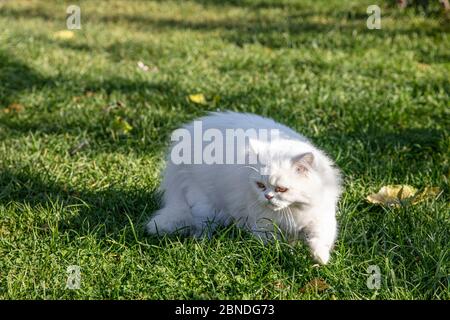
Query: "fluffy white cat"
147 112 342 264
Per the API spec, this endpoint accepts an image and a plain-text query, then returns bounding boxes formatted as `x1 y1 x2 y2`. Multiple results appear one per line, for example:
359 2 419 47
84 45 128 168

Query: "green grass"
0 0 449 299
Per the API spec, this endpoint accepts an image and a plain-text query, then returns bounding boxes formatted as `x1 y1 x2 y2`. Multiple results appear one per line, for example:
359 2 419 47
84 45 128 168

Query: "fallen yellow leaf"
367 185 441 207
273 281 287 290
300 278 329 293
412 187 442 204
53 30 75 40
111 116 133 136
188 93 207 105
3 103 24 113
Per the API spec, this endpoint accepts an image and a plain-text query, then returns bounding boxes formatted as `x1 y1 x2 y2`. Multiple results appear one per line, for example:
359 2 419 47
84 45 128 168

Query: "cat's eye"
256 182 266 190
275 186 288 193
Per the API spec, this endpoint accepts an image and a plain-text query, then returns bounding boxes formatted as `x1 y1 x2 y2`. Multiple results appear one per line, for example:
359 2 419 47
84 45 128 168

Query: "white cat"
146 112 342 264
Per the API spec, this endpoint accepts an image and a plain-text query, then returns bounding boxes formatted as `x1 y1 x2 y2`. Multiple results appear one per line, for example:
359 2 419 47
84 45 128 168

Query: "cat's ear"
292 152 314 174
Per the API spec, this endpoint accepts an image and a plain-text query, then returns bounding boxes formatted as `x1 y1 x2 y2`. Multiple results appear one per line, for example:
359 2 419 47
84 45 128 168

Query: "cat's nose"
265 194 273 200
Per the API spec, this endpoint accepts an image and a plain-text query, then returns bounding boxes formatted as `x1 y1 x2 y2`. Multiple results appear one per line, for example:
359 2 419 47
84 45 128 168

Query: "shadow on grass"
169 0 311 10
1 3 448 53
0 51 54 106
326 126 448 182
1 45 448 180
0 169 160 242
0 49 204 157
0 167 320 279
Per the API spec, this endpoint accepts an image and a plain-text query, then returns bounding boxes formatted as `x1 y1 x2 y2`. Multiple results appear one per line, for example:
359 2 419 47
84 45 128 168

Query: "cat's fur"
147 112 342 264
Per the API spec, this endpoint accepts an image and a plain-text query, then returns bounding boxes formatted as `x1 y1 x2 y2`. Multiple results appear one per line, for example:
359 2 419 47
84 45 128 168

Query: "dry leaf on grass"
188 93 207 105
102 101 125 113
273 281 287 290
3 103 24 113
367 185 417 206
367 185 442 207
111 116 133 136
53 30 75 40
299 278 330 293
412 187 442 204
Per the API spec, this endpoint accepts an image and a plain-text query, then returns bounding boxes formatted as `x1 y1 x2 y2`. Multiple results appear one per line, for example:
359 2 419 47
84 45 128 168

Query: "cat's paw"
311 246 331 265
146 216 165 235
146 214 176 235
146 209 193 235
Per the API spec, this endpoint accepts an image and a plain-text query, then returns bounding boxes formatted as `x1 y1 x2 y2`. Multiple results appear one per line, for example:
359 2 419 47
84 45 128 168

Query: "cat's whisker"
283 209 290 234
287 207 296 235
279 207 290 236
279 207 288 234
248 199 260 211
284 208 293 234
242 165 259 174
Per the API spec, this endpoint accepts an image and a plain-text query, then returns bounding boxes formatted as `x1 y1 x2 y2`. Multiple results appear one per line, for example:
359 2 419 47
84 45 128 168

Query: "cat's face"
249 152 321 211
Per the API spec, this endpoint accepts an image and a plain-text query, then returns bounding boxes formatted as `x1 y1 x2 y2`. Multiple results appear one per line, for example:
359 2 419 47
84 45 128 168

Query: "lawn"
0 0 448 299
